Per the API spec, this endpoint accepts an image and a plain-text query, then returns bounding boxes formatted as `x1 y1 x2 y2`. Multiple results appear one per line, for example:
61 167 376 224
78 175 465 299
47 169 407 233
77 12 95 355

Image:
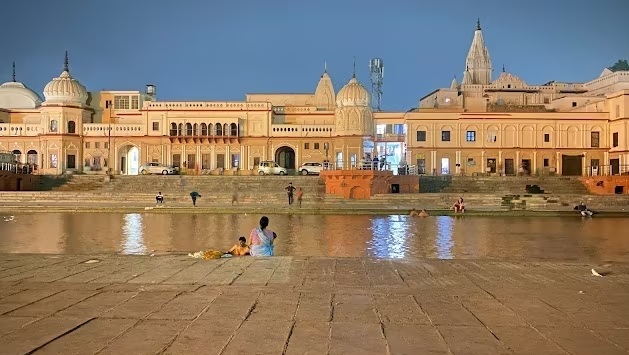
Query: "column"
455 150 461 175
533 151 537 175
247 145 251 170
481 150 485 174
210 145 216 170
226 146 230 169
582 151 587 176
430 150 437 174
604 151 609 175
181 143 186 168
556 151 561 175
196 145 201 171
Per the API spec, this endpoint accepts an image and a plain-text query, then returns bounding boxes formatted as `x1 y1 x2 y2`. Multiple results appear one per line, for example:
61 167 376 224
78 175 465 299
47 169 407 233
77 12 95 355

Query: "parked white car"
139 162 177 175
258 161 287 175
299 162 323 175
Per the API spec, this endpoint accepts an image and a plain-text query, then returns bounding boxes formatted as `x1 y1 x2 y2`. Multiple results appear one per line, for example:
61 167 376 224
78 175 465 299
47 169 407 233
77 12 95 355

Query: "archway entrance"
119 146 140 175
275 146 295 170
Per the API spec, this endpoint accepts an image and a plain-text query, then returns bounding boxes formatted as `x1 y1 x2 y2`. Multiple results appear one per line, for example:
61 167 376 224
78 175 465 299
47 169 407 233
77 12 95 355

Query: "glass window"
416 131 426 142
131 96 139 110
466 131 476 142
114 96 130 110
314 143 320 149
441 131 451 142
152 122 159 131
591 131 600 148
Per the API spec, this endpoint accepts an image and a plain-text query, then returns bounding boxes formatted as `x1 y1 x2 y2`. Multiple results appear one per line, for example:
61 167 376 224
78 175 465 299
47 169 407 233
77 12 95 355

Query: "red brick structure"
580 176 629 195
320 170 419 199
0 171 40 191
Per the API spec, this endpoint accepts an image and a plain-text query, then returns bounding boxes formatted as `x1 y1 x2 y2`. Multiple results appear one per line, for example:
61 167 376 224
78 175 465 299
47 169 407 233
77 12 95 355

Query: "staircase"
418 176 589 194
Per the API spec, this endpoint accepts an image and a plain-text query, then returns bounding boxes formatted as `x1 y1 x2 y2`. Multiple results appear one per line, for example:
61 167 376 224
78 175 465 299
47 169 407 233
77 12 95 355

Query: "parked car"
139 162 177 175
299 162 323 175
258 161 287 175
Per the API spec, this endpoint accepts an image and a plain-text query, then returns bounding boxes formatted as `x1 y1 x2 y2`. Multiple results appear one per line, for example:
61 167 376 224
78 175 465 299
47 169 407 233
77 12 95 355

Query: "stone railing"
487 103 555 113
143 101 271 110
0 123 42 136
271 124 334 137
83 124 146 136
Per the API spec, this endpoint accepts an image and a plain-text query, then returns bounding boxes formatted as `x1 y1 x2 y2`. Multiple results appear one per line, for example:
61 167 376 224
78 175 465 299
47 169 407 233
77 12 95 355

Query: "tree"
609 59 629 72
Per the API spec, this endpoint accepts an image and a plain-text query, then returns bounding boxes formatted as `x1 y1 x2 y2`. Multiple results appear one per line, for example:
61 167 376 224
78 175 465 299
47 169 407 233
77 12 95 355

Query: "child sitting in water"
226 237 250 256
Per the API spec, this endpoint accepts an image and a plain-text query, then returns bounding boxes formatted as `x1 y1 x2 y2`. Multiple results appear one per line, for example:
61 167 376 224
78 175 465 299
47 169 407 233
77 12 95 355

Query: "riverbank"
1 254 628 354
2 202 629 217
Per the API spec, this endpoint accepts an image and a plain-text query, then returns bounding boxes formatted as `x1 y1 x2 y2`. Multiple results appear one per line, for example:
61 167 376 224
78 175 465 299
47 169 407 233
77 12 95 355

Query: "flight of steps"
418 176 590 195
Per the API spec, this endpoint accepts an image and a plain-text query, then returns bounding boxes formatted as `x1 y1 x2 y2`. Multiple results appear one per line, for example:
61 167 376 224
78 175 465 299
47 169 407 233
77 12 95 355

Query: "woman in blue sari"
248 216 275 256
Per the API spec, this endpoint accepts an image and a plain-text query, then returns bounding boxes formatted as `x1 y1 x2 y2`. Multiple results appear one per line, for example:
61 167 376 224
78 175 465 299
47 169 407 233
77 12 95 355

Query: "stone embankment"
2 174 629 215
1 254 628 354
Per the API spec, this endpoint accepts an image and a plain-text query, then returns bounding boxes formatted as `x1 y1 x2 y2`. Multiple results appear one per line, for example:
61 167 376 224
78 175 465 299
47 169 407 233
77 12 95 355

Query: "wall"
321 170 391 199
0 171 40 191
580 176 629 195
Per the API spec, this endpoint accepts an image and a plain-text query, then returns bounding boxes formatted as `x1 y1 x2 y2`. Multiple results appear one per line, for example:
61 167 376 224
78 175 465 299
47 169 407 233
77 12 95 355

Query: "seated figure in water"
248 216 275 257
226 236 250 256
410 208 429 217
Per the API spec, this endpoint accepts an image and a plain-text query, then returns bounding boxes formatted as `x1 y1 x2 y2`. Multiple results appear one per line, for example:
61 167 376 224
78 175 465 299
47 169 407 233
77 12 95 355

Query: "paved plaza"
1 254 629 354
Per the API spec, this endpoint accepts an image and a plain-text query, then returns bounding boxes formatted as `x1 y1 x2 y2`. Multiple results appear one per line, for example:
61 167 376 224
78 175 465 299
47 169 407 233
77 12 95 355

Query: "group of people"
225 216 277 257
285 182 303 207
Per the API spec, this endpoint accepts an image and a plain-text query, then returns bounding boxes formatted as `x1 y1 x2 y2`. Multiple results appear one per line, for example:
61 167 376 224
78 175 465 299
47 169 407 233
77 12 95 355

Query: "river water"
1 213 628 262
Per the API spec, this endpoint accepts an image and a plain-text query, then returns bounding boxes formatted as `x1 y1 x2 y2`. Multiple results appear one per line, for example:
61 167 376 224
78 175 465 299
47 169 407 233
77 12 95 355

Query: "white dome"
336 77 370 107
0 81 42 109
43 70 88 105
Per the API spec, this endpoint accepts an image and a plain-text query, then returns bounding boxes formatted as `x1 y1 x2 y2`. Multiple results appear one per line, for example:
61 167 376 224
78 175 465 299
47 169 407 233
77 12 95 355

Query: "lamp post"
323 142 329 169
106 100 113 176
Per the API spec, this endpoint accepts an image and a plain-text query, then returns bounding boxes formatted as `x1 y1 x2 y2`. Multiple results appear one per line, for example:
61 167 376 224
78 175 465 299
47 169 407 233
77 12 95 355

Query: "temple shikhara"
1 21 628 176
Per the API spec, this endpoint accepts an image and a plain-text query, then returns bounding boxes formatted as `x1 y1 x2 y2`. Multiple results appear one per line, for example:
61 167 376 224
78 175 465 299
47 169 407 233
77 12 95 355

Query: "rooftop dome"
0 63 42 109
43 51 88 105
336 76 370 107
492 68 527 85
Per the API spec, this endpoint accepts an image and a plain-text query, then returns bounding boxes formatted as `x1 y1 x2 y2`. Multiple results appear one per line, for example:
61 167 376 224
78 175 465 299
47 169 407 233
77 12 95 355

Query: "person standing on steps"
155 191 164 205
296 187 303 208
190 191 201 207
285 182 296 205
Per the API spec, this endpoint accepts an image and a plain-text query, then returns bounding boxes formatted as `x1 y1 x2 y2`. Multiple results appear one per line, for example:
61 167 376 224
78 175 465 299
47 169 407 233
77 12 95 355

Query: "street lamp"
323 142 329 169
105 100 113 176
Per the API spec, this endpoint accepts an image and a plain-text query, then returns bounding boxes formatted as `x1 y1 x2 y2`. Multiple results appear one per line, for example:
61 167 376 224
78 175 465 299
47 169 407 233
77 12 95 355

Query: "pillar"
582 151 587 176
210 145 216 170
556 151 561 175
226 146 230 169
533 151 537 175
604 151 609 175
430 150 437 174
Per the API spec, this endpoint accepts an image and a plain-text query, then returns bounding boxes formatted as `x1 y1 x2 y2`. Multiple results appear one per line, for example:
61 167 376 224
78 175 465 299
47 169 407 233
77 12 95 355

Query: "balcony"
144 101 271 111
375 133 405 142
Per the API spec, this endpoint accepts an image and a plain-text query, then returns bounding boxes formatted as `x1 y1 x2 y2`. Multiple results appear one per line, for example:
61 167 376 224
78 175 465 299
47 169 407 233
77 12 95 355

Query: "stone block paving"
0 254 628 354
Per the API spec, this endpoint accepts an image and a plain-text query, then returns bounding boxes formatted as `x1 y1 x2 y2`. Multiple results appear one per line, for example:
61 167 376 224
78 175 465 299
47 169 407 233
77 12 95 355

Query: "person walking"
190 191 201 207
285 182 296 205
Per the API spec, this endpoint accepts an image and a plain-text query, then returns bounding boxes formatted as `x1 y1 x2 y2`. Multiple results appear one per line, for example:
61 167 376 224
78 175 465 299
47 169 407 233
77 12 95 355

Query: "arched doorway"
275 146 295 170
119 145 140 175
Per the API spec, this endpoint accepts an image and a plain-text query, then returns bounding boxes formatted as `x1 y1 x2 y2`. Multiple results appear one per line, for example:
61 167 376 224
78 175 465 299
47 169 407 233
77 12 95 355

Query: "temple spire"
12 61 16 82
64 51 69 72
464 19 492 85
476 18 481 30
352 56 356 78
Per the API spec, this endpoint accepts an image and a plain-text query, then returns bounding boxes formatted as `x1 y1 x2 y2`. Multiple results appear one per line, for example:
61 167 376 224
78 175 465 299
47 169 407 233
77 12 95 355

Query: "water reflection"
371 215 409 259
435 216 454 259
2 213 629 262
122 213 146 254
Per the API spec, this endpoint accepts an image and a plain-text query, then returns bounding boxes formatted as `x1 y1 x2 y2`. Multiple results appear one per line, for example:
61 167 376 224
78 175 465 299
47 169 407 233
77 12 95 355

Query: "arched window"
185 123 193 136
177 123 183 136
12 149 22 163
222 123 228 136
201 123 208 136
170 123 177 136
230 123 238 136
67 121 76 134
193 123 199 136
216 123 222 136
27 150 38 165
50 120 58 132
208 123 214 136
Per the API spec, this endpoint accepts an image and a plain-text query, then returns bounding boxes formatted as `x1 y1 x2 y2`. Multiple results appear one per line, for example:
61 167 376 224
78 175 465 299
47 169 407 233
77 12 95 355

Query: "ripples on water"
1 213 629 262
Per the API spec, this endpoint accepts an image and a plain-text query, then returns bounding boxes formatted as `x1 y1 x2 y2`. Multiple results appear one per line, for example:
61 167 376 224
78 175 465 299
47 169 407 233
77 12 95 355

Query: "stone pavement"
1 254 629 355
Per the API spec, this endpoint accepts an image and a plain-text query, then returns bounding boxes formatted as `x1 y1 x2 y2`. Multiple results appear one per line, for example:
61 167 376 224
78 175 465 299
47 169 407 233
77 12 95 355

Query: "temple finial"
12 61 16 82
352 56 356 78
476 18 481 30
502 64 505 72
324 61 327 73
64 51 69 72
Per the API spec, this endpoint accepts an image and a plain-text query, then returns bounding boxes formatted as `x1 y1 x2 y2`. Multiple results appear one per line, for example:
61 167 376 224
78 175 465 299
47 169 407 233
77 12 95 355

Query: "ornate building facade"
1 22 628 177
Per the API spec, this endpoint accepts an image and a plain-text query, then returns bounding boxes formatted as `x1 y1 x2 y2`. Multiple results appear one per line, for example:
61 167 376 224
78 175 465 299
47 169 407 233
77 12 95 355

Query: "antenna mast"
369 58 384 111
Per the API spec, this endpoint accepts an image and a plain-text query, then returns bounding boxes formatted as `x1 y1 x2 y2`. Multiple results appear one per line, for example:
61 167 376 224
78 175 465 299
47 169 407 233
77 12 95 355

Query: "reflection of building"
1 21 628 177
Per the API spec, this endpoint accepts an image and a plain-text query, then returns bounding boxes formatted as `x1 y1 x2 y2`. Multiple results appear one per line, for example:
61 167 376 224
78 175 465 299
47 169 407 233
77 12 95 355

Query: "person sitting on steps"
452 197 465 213
155 192 164 205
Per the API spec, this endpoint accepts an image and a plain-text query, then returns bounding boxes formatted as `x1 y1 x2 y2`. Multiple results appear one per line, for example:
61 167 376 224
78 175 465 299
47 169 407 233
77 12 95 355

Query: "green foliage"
609 59 629 72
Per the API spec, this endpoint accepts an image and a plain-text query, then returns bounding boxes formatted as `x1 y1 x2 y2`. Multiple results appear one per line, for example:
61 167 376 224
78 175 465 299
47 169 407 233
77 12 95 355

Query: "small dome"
0 81 42 109
336 77 370 107
43 52 88 105
43 70 88 105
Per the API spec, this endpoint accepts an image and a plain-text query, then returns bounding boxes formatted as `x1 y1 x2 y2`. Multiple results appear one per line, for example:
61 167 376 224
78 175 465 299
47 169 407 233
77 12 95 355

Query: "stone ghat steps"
419 176 590 194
